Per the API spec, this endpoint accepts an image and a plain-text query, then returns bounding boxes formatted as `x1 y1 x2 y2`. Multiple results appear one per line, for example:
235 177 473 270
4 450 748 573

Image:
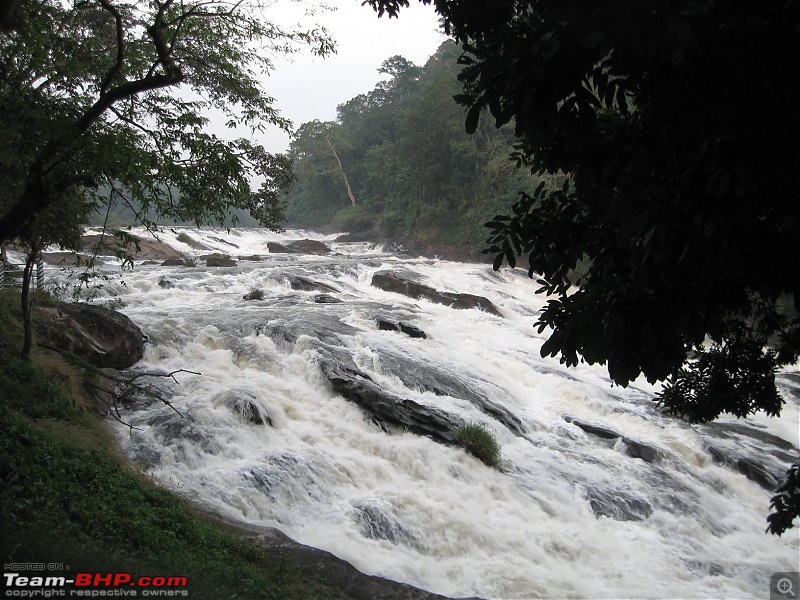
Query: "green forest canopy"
283 41 545 250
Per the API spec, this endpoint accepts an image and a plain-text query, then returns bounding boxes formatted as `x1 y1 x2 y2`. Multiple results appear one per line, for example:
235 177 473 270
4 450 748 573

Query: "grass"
0 289 343 599
176 231 194 245
454 423 502 468
244 288 265 301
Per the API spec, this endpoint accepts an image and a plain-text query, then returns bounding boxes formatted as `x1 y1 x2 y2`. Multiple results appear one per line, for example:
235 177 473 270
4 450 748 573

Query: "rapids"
52 227 799 599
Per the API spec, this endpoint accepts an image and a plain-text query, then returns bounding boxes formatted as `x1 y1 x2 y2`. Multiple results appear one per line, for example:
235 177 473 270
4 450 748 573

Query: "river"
55 227 800 599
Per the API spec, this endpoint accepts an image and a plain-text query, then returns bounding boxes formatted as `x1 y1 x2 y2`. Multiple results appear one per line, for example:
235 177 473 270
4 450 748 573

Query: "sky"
251 0 447 153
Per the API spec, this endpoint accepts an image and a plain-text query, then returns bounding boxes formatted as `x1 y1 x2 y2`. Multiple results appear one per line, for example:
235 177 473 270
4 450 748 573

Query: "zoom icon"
771 572 800 599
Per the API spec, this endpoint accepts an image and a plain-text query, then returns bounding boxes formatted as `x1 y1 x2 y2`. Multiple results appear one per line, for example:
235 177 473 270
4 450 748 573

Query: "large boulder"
35 302 145 368
267 240 331 255
288 275 339 293
287 239 331 255
371 271 501 316
206 256 237 267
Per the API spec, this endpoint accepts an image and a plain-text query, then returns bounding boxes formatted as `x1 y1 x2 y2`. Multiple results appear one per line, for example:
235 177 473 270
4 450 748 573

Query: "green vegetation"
176 231 194 245
0 0 334 245
284 41 542 250
454 423 501 468
244 288 265 301
0 290 341 598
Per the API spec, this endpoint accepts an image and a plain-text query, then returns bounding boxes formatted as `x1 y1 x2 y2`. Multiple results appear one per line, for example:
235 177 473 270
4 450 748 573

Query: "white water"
57 227 799 599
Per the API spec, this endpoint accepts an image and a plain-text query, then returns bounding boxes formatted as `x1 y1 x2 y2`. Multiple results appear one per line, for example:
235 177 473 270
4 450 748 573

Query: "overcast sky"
253 0 447 153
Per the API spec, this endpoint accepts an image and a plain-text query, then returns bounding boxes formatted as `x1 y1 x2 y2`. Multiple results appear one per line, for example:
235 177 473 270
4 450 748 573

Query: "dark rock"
314 294 342 304
35 302 145 368
375 347 525 436
377 319 401 333
161 258 184 266
289 275 339 293
287 239 331 255
351 501 415 545
399 322 427 339
706 422 797 451
207 518 464 600
266 240 332 255
563 416 620 440
564 416 661 463
267 242 291 253
157 276 174 289
621 438 662 463
704 444 782 490
212 389 272 426
586 486 653 522
319 349 458 444
206 256 237 267
377 318 427 339
371 271 501 316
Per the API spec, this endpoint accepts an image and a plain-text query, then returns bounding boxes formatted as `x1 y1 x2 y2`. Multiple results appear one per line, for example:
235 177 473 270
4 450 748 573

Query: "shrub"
243 288 264 301
176 231 193 245
454 423 501 468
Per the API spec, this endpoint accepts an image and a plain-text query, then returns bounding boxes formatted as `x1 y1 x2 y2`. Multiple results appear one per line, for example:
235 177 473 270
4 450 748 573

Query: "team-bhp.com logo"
4 571 188 597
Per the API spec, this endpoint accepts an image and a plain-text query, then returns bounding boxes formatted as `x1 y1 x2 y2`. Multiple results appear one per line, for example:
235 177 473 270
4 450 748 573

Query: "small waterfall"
64 228 798 599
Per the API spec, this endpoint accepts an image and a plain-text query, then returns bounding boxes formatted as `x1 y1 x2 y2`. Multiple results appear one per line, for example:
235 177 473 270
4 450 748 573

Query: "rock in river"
371 271 501 316
35 301 145 368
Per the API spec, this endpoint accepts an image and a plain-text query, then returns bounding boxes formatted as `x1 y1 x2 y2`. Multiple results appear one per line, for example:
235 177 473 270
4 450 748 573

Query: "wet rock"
213 518 460 600
398 323 427 339
161 258 184 266
351 500 416 545
212 389 272 426
206 256 237 267
157 276 175 289
314 294 342 304
704 444 782 490
288 239 331 255
707 422 797 451
289 275 339 293
267 242 292 253
564 416 661 463
146 412 220 455
267 240 331 255
563 416 620 440
621 438 662 463
35 301 145 368
318 349 458 444
585 486 653 522
376 318 427 339
379 348 525 436
371 271 501 316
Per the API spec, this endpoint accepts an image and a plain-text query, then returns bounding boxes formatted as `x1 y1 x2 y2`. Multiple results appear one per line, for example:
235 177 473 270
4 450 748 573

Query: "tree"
0 0 334 247
365 0 800 534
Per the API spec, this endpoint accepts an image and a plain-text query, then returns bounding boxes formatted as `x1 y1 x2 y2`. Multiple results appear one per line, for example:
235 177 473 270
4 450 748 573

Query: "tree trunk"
324 137 357 207
21 251 37 361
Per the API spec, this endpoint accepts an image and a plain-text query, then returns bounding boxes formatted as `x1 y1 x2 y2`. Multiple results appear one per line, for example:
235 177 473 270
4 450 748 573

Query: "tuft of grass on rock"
455 423 502 468
243 288 265 301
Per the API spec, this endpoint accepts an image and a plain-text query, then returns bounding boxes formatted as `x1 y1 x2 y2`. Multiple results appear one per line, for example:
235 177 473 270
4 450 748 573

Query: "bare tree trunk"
323 136 357 207
21 251 37 361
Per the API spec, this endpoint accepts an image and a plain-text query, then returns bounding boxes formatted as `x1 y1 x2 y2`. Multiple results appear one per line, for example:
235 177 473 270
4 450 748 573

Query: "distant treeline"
284 41 540 249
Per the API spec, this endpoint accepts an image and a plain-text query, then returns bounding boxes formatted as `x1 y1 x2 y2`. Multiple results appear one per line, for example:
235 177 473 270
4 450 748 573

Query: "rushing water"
55 228 799 599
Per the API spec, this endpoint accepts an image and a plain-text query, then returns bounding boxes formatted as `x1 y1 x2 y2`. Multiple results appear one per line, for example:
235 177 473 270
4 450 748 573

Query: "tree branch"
97 0 125 95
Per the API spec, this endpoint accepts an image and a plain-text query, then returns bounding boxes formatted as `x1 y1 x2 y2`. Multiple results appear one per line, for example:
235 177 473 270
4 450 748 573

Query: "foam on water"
54 228 799 599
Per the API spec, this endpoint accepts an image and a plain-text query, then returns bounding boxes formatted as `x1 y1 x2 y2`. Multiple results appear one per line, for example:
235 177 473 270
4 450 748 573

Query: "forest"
283 41 542 252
